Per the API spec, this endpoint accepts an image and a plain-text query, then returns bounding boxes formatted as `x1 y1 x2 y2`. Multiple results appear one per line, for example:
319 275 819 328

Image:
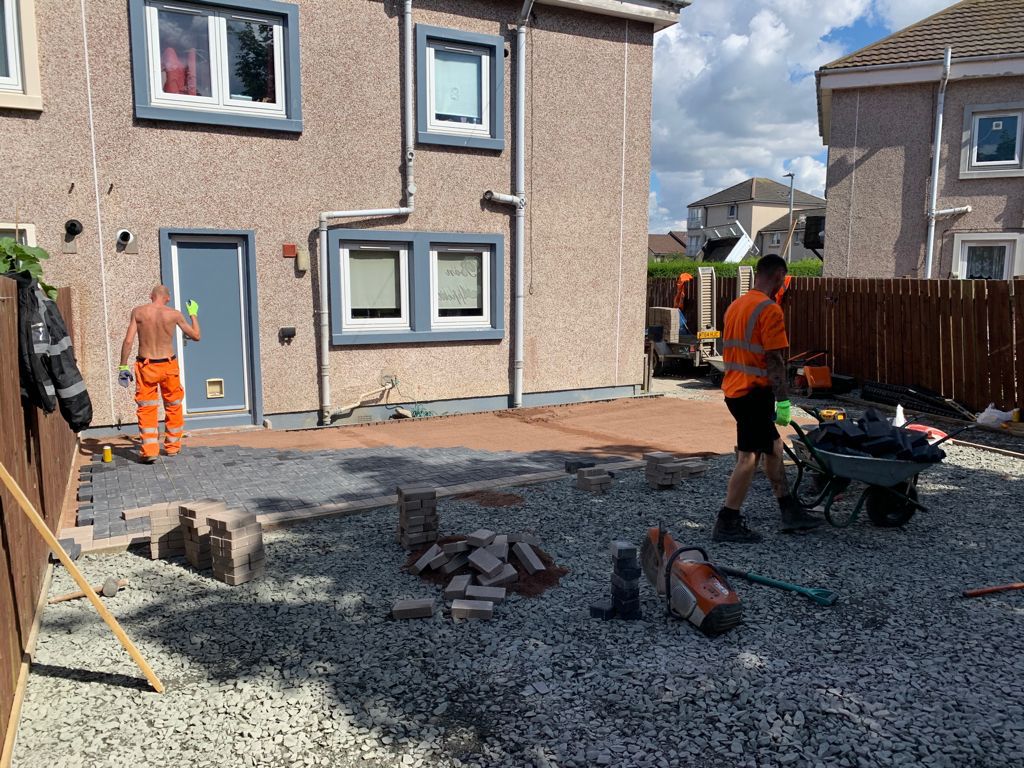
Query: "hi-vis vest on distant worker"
720 289 789 399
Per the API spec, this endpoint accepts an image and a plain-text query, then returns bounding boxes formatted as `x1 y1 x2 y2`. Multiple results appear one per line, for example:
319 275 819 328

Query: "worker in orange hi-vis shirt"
775 274 793 306
712 256 822 543
673 272 692 333
117 286 201 463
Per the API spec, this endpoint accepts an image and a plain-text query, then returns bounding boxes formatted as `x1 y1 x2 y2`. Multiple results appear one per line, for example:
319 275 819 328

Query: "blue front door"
170 237 252 418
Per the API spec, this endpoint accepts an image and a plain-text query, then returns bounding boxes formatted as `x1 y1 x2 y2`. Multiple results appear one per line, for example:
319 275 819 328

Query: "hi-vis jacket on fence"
721 289 789 399
14 273 92 432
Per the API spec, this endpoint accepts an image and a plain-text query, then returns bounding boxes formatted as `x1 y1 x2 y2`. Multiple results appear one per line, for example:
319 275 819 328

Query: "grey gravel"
12 441 1024 767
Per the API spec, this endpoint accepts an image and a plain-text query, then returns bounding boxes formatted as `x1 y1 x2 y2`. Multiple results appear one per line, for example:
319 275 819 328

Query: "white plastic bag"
976 403 1015 427
892 404 906 428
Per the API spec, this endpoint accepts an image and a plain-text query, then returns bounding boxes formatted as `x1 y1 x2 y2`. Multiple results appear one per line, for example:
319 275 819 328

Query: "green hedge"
647 258 823 278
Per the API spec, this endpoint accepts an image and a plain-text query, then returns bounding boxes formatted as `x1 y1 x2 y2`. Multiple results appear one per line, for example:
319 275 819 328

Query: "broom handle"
0 461 164 693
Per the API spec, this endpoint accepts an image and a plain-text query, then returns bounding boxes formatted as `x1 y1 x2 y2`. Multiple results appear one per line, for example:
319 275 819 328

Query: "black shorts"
725 387 780 455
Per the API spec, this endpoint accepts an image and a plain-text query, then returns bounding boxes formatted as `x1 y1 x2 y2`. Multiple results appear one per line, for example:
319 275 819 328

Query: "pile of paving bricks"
576 466 613 494
396 485 439 550
643 451 709 489
393 528 549 621
180 501 218 571
590 540 643 621
208 508 265 586
148 502 185 560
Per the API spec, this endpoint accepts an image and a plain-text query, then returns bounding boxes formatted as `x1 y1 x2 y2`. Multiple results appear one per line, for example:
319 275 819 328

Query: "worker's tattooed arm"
766 350 789 401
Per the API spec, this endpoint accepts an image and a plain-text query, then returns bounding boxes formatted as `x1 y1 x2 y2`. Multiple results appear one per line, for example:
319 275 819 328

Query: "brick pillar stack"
208 508 265 586
149 502 185 560
576 467 612 494
179 500 224 571
397 486 439 550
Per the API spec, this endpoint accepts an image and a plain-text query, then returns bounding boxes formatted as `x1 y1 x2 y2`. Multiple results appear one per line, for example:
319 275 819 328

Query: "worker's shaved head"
755 254 788 277
151 285 170 300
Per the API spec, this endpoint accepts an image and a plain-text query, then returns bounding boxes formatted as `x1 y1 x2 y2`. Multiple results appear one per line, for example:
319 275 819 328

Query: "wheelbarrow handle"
932 424 975 448
962 582 1024 598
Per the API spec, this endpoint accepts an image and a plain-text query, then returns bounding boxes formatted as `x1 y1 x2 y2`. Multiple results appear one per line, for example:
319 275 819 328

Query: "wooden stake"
0 461 164 693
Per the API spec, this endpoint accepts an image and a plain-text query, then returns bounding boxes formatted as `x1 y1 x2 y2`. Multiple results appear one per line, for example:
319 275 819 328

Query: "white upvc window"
970 112 1022 167
952 232 1023 279
341 243 410 331
426 38 489 138
0 222 35 245
430 245 491 329
727 204 737 220
143 1 286 119
687 208 704 227
769 232 782 247
0 0 22 94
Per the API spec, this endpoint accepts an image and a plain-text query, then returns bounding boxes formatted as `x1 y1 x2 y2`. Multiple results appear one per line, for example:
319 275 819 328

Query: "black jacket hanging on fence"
12 272 92 432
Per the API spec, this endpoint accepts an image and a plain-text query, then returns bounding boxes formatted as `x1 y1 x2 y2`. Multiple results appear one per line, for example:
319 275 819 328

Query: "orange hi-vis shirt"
721 289 789 399
673 273 692 310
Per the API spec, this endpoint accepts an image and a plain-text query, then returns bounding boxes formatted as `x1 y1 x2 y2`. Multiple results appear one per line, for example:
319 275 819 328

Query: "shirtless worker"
117 286 200 462
712 255 822 543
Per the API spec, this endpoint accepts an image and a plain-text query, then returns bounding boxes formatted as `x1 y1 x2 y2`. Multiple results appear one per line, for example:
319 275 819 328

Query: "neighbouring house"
817 0 1024 279
0 0 688 432
756 207 826 262
685 178 825 260
647 232 688 262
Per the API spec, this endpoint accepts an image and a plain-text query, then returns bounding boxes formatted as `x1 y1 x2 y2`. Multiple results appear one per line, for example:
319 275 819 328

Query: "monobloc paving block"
643 451 674 462
465 585 506 603
427 549 450 571
443 540 471 555
610 541 638 560
444 574 473 600
391 598 435 619
450 599 493 620
590 598 616 620
476 563 518 587
413 544 443 574
468 547 503 578
440 553 471 575
485 540 509 560
466 529 496 547
397 486 436 502
512 542 545 575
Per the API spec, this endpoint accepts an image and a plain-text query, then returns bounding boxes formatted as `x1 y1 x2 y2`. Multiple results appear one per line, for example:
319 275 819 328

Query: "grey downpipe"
317 0 416 425
484 0 534 408
924 47 951 279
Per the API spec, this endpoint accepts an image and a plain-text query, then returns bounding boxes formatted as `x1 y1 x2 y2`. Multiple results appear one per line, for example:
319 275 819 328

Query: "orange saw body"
640 526 743 634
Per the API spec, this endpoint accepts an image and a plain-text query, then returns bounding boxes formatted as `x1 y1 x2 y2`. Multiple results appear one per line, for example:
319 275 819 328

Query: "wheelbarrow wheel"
865 482 918 528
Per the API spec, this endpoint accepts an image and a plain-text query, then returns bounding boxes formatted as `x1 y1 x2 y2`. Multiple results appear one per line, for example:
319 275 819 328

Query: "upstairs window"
416 25 504 151
687 208 704 227
130 0 302 132
0 0 41 110
727 204 737 220
961 103 1024 179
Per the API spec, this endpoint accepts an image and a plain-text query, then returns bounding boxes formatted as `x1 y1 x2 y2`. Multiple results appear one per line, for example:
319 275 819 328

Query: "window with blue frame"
416 25 504 151
129 0 302 132
328 230 504 345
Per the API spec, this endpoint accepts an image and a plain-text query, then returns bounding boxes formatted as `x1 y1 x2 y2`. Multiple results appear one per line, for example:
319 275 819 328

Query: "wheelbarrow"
782 413 969 528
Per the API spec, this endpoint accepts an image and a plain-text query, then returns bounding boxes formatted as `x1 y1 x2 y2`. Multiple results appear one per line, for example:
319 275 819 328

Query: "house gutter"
924 47 971 279
483 0 534 408
316 0 416 425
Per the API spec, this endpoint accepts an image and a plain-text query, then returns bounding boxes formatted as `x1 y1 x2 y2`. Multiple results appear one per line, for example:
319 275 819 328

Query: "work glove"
774 400 792 427
117 365 133 388
185 299 199 317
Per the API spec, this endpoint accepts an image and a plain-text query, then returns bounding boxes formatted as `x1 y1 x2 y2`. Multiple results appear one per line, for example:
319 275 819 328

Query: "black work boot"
778 495 824 533
712 508 763 543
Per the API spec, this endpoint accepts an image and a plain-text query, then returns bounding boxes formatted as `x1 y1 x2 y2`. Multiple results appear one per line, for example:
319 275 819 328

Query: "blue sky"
648 0 958 232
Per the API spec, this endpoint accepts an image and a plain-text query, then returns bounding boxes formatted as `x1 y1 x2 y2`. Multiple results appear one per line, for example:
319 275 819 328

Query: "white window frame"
430 245 491 329
687 208 704 228
0 222 36 245
144 1 286 119
425 39 490 139
769 232 782 247
951 232 1023 279
0 0 22 94
970 111 1023 167
341 242 410 332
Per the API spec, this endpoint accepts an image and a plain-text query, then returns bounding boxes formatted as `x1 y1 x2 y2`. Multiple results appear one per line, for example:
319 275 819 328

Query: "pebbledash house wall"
823 76 1024 278
0 0 654 428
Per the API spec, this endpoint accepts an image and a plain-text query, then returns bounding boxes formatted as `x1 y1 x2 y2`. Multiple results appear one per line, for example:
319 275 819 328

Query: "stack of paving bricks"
397 485 439 550
576 466 613 494
590 540 642 621
208 508 265 586
644 452 709 489
180 500 224 571
149 502 186 560
395 530 547 621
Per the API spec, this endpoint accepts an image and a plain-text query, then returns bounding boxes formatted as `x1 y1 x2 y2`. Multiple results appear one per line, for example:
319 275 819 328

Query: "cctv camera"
117 229 134 245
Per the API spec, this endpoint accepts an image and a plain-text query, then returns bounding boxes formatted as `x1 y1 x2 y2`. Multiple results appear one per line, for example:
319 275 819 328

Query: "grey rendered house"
685 178 825 260
756 207 826 262
0 0 687 432
817 0 1024 279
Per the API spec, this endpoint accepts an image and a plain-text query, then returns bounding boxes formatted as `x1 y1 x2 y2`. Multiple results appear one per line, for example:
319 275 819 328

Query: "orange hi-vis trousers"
135 357 184 458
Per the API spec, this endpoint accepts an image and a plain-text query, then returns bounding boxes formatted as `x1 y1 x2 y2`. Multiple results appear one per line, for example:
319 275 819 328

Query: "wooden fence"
647 275 1024 413
0 279 79 755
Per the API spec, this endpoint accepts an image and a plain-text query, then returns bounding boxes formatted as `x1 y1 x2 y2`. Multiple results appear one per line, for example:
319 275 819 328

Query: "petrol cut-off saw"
640 525 743 634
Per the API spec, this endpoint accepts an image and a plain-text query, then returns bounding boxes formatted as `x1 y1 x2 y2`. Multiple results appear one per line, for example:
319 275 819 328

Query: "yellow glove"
185 299 199 317
775 400 792 426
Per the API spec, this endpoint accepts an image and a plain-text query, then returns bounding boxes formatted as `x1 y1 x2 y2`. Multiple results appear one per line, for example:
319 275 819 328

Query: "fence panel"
646 274 1021 412
0 280 78 753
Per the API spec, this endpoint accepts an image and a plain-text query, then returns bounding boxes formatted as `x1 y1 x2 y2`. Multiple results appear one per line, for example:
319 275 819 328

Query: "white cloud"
647 0 957 233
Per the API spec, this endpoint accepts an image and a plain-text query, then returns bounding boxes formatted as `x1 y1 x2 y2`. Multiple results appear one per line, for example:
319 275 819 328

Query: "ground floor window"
0 222 34 244
328 230 504 345
952 232 1022 279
